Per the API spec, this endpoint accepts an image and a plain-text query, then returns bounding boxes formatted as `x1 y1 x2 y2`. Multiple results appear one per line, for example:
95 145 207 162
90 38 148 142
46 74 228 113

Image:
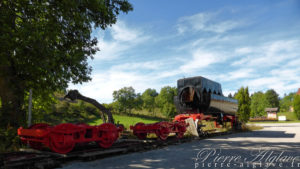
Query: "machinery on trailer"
173 76 239 135
18 90 122 154
130 121 187 140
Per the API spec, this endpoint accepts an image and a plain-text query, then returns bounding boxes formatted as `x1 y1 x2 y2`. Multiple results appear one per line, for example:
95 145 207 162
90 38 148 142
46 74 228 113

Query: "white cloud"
94 21 150 60
68 60 176 103
69 70 163 103
177 12 243 34
156 48 224 79
232 40 300 67
219 68 255 81
244 76 300 97
179 49 220 73
110 21 141 42
111 61 164 71
157 70 182 79
247 77 278 89
270 67 300 82
231 57 249 66
177 13 213 34
96 40 126 60
229 39 300 96
207 20 242 33
235 47 253 55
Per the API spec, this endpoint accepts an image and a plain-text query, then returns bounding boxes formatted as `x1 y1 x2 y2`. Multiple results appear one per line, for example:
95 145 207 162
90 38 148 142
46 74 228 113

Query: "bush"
294 95 300 120
0 126 20 153
162 102 176 118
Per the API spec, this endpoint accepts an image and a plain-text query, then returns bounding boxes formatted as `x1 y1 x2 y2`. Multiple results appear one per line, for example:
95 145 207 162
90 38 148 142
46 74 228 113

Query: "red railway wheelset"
18 123 123 154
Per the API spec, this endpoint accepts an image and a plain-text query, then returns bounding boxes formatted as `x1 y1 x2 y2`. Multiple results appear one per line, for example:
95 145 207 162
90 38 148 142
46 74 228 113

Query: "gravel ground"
59 123 300 169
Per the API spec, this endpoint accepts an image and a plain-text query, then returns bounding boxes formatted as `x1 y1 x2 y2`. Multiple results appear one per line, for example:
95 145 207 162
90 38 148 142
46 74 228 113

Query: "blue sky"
70 0 300 103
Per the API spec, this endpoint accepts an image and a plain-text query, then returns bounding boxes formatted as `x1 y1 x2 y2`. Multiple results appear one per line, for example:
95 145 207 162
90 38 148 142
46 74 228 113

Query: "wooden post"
27 89 33 127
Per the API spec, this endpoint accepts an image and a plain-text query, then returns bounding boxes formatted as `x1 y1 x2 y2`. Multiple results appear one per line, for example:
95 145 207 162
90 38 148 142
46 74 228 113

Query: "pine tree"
235 87 251 122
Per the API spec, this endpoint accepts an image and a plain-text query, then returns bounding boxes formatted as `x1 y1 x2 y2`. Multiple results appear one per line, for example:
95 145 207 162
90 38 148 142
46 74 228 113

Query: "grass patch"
88 114 162 129
277 111 299 121
131 108 167 119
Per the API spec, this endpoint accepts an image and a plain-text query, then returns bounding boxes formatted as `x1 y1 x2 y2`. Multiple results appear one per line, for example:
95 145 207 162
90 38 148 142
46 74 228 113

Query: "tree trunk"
0 72 26 128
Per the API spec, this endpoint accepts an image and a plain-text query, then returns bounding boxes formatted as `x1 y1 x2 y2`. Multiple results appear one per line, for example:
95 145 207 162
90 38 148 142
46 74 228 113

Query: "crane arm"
64 90 114 124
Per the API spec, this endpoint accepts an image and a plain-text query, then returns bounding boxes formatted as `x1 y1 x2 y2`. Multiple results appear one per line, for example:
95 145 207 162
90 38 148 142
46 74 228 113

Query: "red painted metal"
173 113 214 122
173 113 237 128
18 123 123 154
130 121 188 140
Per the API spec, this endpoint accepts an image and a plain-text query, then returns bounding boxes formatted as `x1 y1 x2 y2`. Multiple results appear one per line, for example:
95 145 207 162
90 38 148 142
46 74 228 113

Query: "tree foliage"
250 91 267 117
280 93 295 112
113 87 136 114
155 86 177 118
235 87 251 122
110 86 178 117
141 88 158 114
0 0 132 127
293 94 300 120
134 93 143 111
265 89 279 108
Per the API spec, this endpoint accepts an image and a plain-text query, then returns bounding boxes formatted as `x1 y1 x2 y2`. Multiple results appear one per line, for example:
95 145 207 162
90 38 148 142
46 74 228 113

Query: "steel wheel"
50 134 75 154
50 123 76 154
28 123 50 150
156 126 169 140
97 123 118 148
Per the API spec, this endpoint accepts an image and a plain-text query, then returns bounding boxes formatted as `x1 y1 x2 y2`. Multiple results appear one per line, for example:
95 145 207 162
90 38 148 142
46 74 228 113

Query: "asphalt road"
59 123 300 169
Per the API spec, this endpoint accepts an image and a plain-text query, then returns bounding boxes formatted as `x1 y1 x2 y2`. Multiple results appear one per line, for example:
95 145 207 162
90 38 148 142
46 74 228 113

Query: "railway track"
1 130 233 169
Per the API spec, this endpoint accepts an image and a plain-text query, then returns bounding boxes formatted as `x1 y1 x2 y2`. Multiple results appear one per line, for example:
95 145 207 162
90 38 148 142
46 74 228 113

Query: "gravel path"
59 123 300 169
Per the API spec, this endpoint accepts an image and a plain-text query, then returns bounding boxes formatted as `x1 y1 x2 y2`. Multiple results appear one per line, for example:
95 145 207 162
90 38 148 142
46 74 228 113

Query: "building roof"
265 108 279 112
297 88 300 95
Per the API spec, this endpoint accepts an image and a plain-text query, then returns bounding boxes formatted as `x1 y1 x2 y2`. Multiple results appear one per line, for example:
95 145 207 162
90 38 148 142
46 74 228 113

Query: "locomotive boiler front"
174 76 238 115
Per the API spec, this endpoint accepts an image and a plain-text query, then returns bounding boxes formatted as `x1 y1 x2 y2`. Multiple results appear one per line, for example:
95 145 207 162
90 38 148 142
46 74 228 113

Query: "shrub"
293 95 300 120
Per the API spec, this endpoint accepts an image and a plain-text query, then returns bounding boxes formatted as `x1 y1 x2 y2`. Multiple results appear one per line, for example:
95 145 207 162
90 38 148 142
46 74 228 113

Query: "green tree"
155 86 177 117
235 87 251 122
113 87 136 114
265 89 279 108
250 91 268 117
107 101 122 114
142 88 158 115
0 0 133 128
293 94 300 120
279 93 295 112
134 93 143 111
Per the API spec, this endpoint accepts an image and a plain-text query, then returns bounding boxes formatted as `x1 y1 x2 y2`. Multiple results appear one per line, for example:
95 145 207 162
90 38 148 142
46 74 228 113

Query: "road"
59 123 300 169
